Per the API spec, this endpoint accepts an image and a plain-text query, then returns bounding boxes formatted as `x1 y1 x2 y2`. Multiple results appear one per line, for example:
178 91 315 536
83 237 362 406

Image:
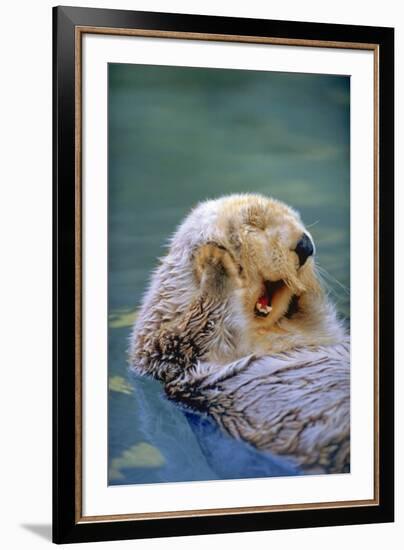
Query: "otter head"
195 194 321 334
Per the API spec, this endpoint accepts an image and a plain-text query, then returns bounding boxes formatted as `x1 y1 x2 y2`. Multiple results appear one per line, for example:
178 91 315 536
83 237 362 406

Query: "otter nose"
295 233 314 266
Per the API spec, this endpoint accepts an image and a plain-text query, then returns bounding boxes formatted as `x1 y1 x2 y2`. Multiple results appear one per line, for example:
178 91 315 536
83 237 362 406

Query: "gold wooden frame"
74 27 380 524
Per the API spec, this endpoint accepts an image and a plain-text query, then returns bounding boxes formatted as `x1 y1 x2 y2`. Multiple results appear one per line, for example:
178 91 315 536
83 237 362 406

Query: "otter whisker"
316 264 350 296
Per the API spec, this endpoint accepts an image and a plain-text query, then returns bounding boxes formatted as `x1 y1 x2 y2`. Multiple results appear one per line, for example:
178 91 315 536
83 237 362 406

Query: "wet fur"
130 194 349 473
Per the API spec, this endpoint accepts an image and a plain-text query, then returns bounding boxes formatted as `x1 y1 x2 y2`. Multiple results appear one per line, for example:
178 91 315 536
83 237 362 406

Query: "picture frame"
53 5 394 544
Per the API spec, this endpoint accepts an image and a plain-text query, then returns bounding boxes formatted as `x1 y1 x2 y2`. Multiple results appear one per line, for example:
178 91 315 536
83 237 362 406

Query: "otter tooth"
255 302 272 315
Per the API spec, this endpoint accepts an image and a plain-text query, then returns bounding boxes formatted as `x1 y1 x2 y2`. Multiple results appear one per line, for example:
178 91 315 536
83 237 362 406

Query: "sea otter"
130 194 350 474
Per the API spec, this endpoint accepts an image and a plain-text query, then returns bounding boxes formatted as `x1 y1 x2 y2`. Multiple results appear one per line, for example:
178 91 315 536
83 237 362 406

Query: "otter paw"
194 243 241 295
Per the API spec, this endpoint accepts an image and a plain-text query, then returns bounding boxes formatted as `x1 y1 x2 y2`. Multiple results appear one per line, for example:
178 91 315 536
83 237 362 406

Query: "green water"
108 64 350 485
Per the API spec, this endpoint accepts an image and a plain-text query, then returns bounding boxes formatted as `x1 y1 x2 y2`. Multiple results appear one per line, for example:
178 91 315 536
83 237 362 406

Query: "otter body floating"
130 194 349 474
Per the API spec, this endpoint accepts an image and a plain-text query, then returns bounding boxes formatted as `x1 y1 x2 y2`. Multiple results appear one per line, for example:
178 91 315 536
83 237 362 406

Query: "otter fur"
130 194 350 474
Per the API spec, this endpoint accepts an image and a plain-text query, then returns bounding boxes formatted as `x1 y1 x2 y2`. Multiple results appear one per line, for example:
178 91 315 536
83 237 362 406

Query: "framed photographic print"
53 5 394 544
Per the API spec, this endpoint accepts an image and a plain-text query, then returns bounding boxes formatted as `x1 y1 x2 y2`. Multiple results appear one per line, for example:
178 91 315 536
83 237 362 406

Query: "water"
108 63 350 485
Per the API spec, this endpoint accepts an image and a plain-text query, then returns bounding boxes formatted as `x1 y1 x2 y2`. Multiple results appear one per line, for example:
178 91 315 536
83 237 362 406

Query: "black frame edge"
53 5 78 544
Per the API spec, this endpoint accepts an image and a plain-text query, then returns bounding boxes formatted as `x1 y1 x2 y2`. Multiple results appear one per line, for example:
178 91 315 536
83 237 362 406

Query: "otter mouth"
254 280 286 317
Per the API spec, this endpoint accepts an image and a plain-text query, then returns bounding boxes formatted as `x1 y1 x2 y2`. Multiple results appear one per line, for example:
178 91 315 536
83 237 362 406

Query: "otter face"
212 195 319 330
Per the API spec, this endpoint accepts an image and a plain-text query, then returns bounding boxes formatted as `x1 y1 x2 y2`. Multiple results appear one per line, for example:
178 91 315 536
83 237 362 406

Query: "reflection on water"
108 64 350 485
